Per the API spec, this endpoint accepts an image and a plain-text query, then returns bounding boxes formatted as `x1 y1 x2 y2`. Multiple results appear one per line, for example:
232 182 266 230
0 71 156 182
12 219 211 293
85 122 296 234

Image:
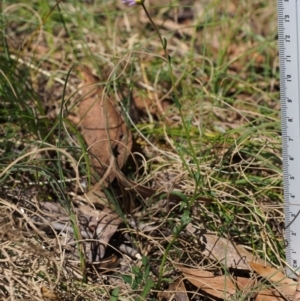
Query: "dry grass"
0 0 283 300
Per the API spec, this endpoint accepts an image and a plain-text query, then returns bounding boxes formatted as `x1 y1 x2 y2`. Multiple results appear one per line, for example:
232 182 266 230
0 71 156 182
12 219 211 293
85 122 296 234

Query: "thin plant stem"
140 4 201 184
156 228 182 289
141 3 168 59
140 3 201 287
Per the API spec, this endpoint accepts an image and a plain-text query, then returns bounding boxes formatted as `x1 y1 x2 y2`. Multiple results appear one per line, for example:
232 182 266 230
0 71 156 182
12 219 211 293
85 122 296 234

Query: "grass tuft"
0 0 283 300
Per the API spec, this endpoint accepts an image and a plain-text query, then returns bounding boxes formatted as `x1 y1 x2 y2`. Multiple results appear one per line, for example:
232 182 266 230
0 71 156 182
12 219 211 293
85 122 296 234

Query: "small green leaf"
122 275 133 285
141 279 155 298
110 287 119 301
132 266 140 274
144 263 151 279
163 37 167 49
142 255 148 266
172 225 179 235
181 210 192 225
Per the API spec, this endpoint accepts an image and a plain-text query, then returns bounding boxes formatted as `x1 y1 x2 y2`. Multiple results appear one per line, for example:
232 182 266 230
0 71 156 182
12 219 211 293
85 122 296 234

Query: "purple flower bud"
122 0 137 5
122 0 144 5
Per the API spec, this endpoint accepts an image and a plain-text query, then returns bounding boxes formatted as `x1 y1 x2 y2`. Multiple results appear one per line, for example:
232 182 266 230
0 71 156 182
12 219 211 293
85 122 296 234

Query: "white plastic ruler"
278 0 300 278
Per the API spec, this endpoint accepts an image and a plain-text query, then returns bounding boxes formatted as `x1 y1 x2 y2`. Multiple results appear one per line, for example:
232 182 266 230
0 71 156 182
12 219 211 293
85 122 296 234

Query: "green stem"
70 212 87 283
140 2 202 287
140 4 200 185
157 229 181 289
141 4 168 59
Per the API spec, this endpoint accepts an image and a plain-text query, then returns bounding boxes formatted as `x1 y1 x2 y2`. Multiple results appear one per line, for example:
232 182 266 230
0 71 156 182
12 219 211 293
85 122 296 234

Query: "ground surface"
0 1 284 300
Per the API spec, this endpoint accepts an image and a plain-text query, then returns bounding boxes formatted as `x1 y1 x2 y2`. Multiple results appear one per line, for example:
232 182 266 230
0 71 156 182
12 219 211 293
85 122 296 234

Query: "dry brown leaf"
249 262 296 300
255 288 285 301
202 234 265 269
131 91 154 115
41 287 62 301
77 65 132 184
36 200 122 262
177 265 254 299
293 274 300 301
157 279 189 301
79 204 122 261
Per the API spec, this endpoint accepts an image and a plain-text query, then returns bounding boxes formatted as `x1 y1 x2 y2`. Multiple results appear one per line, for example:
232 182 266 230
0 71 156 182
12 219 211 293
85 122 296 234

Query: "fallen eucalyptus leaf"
177 265 253 299
255 288 285 301
293 274 300 301
77 65 132 184
202 234 265 269
249 261 296 300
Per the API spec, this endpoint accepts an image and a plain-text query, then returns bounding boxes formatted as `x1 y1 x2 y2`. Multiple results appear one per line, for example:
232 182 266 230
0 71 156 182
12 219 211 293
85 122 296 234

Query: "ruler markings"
278 0 300 278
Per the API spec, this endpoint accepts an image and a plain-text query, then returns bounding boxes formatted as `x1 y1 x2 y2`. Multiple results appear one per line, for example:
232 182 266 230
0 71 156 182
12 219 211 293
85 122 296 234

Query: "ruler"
278 0 300 278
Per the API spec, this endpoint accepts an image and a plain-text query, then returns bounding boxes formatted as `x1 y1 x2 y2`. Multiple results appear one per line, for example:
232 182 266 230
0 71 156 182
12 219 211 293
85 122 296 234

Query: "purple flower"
122 0 137 5
122 0 144 5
